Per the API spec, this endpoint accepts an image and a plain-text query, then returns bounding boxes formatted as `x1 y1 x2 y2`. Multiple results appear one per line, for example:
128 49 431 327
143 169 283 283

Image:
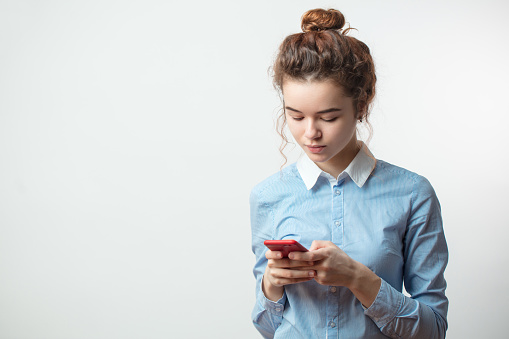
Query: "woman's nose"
304 120 321 140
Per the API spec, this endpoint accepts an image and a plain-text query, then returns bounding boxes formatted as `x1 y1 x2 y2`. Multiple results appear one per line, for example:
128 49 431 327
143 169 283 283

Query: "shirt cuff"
259 275 286 316
363 278 404 328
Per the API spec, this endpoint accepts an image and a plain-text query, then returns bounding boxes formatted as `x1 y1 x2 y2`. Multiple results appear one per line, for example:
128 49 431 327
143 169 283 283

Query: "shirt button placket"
329 184 343 339
331 184 344 246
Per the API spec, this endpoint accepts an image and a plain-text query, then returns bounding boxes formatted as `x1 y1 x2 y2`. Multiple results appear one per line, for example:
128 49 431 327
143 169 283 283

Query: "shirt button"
330 321 336 328
335 190 341 195
335 221 341 227
330 286 337 293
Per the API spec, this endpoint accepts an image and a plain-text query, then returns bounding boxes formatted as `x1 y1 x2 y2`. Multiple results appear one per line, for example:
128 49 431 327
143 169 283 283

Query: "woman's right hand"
262 250 316 301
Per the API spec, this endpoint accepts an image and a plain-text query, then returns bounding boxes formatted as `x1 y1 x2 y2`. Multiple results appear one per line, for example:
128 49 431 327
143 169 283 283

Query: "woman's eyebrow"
285 106 342 114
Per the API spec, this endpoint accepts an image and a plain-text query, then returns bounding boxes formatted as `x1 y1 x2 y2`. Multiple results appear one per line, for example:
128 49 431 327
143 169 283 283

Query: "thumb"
309 240 333 251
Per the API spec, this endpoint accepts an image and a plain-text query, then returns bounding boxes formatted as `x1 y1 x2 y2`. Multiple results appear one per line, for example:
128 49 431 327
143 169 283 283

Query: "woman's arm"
250 187 286 338
289 176 448 338
250 187 316 338
288 241 381 307
362 175 448 338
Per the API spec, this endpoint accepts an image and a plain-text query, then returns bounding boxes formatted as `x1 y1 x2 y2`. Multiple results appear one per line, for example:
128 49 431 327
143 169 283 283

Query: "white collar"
296 142 377 190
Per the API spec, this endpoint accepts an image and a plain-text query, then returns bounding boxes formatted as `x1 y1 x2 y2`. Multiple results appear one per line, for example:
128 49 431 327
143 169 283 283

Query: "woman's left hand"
289 240 381 308
288 240 356 287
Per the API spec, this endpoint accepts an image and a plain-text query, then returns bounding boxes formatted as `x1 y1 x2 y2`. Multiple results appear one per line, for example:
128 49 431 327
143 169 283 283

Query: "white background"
1 0 508 338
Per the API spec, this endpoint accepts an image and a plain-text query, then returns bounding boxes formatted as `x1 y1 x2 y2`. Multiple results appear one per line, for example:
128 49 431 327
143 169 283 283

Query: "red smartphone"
264 240 308 258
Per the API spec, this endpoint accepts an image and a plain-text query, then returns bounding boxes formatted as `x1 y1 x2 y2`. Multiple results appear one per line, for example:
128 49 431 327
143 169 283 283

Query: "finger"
270 267 316 280
269 258 315 268
269 275 315 287
265 250 283 260
288 249 326 262
309 240 335 251
293 265 317 271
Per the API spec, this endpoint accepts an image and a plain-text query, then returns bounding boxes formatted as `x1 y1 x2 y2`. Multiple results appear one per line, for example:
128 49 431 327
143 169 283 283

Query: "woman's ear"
356 103 366 122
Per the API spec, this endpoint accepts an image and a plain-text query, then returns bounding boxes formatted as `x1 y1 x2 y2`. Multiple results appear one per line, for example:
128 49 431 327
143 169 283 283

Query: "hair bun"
301 8 345 33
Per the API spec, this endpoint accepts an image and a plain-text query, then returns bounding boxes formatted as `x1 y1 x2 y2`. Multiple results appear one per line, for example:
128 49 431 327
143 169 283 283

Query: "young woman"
250 8 448 339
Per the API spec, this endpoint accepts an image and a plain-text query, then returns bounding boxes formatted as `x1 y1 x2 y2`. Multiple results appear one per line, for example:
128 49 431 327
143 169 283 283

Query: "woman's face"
283 79 359 172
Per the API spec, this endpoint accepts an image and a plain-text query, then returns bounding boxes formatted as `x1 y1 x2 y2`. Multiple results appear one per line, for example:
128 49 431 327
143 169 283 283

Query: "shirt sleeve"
364 175 448 339
250 186 286 338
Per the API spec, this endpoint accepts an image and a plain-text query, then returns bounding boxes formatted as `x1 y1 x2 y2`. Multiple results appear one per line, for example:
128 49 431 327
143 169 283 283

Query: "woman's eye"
322 117 337 122
292 117 304 121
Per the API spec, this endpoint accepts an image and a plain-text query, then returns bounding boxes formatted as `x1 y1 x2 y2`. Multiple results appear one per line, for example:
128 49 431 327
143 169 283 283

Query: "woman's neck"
315 136 361 179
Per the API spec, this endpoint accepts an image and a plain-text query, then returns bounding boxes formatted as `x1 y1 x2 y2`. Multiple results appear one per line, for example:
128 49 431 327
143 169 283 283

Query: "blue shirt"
250 143 448 338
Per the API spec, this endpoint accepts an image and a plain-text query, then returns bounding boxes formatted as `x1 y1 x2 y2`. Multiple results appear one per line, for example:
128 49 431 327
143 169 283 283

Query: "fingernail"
288 253 294 259
309 271 315 277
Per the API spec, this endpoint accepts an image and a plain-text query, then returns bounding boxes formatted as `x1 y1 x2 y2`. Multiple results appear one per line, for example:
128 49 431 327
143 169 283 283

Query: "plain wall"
1 0 508 338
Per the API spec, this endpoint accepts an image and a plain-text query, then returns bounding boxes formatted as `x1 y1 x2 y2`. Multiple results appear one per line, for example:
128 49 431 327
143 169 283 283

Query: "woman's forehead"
283 80 350 105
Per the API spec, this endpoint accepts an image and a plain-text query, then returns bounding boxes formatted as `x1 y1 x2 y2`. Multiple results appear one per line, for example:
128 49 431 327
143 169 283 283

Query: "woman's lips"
306 145 326 154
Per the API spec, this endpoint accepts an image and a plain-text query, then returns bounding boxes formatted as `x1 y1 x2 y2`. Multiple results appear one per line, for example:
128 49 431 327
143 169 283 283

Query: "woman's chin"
306 152 330 163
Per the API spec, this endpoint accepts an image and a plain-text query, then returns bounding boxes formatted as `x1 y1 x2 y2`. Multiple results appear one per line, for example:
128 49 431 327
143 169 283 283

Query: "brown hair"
272 8 376 166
